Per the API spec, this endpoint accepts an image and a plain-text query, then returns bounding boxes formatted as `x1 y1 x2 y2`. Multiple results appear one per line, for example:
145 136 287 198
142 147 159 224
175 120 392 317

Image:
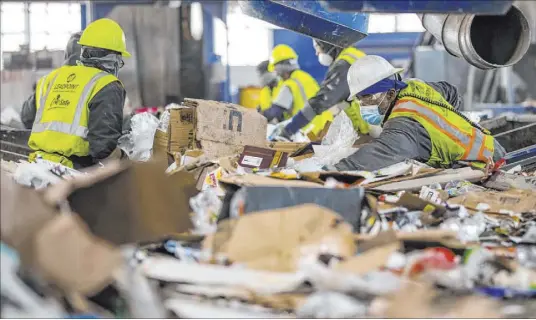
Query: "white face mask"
318 53 333 67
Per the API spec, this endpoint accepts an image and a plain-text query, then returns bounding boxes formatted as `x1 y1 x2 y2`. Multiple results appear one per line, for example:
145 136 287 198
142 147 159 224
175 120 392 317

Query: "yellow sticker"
423 204 435 213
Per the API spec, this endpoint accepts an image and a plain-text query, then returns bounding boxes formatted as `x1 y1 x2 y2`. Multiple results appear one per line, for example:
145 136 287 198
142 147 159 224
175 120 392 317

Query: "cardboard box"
153 107 197 156
238 146 288 169
153 99 267 159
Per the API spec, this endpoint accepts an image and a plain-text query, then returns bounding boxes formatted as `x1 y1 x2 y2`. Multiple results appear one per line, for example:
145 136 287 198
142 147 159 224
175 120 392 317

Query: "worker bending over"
272 40 372 140
21 18 130 169
330 55 506 172
256 60 282 113
262 44 333 137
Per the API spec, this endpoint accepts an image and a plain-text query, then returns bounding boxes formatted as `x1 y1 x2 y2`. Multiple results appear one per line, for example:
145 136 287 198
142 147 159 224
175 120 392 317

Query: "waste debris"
1 100 535 318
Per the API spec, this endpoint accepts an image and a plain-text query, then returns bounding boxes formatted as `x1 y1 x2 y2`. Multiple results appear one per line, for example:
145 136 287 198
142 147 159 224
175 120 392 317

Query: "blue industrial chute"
239 0 532 70
238 0 369 48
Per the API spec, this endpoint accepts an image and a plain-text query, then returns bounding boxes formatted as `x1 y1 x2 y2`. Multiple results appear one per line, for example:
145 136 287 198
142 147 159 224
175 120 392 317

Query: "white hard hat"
347 55 404 101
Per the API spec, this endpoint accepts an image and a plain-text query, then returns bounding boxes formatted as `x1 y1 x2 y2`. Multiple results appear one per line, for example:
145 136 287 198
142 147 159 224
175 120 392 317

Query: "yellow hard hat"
78 18 131 57
268 44 298 72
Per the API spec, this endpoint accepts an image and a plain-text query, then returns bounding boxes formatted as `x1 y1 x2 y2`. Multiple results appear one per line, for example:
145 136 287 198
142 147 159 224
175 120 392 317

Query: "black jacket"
21 63 126 167
308 59 353 115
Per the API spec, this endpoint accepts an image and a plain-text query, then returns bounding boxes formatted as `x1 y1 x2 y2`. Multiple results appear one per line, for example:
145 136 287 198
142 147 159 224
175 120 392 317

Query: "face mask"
318 53 333 67
81 49 124 77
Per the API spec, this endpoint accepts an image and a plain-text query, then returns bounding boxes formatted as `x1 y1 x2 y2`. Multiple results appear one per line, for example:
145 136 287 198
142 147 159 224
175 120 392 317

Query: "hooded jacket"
21 39 126 167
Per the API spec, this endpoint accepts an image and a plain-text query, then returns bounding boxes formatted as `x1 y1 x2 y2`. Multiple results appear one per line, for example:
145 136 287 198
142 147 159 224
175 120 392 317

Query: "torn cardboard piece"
203 204 356 273
448 189 536 215
47 160 198 245
35 214 122 295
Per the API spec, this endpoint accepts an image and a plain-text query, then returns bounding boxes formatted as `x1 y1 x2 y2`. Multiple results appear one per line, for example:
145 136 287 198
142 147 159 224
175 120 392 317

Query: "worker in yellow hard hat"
21 18 130 169
263 44 333 139
255 60 282 113
272 40 373 141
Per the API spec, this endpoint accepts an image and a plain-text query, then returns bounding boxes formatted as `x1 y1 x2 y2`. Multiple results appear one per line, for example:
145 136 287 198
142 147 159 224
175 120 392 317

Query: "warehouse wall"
107 5 181 108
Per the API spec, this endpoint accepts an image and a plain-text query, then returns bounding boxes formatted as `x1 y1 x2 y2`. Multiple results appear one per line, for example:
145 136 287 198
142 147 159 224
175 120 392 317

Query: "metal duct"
418 5 531 70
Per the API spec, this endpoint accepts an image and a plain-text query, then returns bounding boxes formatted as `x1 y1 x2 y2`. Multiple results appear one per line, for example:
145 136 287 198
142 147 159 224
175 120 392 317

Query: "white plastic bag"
119 112 160 162
293 113 358 171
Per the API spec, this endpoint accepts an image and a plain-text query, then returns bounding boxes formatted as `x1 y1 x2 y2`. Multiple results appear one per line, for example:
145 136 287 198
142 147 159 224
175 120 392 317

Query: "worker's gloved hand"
269 122 292 141
343 100 370 135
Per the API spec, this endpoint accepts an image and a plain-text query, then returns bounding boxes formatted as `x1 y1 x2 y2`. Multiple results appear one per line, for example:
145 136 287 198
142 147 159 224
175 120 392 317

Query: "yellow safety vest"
386 80 495 168
283 69 333 136
335 47 371 134
259 80 282 112
28 65 121 168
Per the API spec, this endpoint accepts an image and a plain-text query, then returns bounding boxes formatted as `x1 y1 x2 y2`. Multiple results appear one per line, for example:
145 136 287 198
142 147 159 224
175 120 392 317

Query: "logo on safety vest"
66 73 76 83
51 94 71 107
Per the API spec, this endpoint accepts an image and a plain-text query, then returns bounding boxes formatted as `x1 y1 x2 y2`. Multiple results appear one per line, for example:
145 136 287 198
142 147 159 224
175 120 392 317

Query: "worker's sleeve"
285 61 352 135
308 61 351 115
427 81 463 110
263 85 293 122
87 81 126 161
333 117 432 171
21 92 37 129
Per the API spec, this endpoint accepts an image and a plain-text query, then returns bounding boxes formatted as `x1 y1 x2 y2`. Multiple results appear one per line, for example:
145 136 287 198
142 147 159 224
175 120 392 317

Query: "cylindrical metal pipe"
418 5 531 70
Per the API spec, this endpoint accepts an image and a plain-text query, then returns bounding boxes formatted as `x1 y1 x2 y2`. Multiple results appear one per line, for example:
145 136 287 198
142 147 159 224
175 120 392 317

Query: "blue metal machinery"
239 0 515 48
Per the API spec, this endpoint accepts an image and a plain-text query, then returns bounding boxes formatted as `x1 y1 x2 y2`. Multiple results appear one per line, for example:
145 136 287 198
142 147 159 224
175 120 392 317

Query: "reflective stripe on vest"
392 98 493 162
289 78 317 120
32 71 108 138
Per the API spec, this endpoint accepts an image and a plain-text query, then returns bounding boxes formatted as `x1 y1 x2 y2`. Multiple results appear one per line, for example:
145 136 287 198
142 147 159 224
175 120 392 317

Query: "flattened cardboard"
238 146 288 169
448 189 536 215
219 174 320 188
66 161 198 245
205 204 356 272
35 214 121 295
301 171 368 185
267 142 310 155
